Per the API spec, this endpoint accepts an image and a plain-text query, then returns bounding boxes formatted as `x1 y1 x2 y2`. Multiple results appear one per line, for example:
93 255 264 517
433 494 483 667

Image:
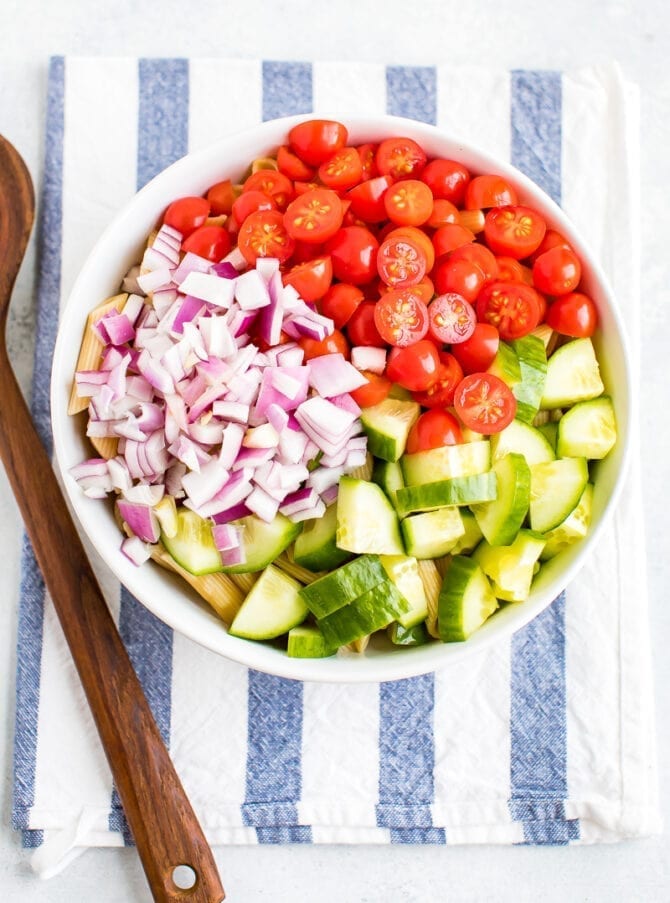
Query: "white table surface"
1 1 668 900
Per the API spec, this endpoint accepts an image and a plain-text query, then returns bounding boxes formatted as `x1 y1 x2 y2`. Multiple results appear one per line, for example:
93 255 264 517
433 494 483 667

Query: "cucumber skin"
287 625 336 658
471 452 531 547
401 441 491 486
360 398 420 463
438 556 498 642
229 565 308 641
221 514 302 574
540 337 604 409
372 459 405 504
529 457 589 534
395 472 497 517
318 580 410 648
511 335 547 425
299 554 387 619
487 341 522 388
400 507 465 559
293 504 353 572
388 621 429 646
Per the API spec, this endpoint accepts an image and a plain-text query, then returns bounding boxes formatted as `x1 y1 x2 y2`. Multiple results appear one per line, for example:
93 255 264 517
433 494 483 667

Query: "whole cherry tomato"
349 371 392 407
346 301 387 347
412 351 464 408
298 329 350 361
406 409 463 453
421 158 471 206
432 223 476 258
164 196 210 236
532 246 581 295
282 256 333 302
465 175 518 210
288 119 349 166
347 175 393 223
182 225 231 261
433 256 486 303
319 282 364 328
386 339 440 391
325 226 380 285
206 181 235 216
546 291 598 337
451 323 500 374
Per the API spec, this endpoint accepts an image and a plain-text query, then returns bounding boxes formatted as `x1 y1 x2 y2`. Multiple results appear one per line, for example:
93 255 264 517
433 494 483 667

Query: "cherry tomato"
237 210 295 265
448 243 499 284
428 293 477 344
284 188 344 244
164 196 210 237
318 147 363 190
277 144 315 181
383 179 433 226
357 143 379 180
432 223 476 257
347 175 392 223
288 119 348 166
546 291 598 337
427 198 460 229
386 339 441 391
298 329 350 361
532 246 582 296
243 170 293 211
454 373 517 434
206 181 235 216
451 323 500 374
377 231 427 288
319 282 364 328
528 228 572 265
433 256 486 303
495 256 525 283
465 175 518 210
182 225 231 261
475 281 543 340
483 205 547 259
325 226 379 285
232 189 276 224
349 371 392 407
375 137 427 180
389 226 436 273
374 288 429 347
421 158 471 206
412 351 464 408
283 256 333 303
406 409 463 453
291 239 325 263
346 301 386 347
408 275 435 304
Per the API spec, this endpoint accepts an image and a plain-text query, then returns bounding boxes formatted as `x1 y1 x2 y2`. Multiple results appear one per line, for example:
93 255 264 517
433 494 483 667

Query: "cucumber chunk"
372 458 405 504
537 420 559 451
380 554 429 628
540 483 594 560
401 441 491 486
487 340 521 388
318 580 410 648
388 621 429 646
336 476 404 554
450 509 484 554
556 396 617 459
472 529 545 602
287 624 336 658
541 337 604 409
471 452 531 546
221 513 302 574
511 335 547 424
360 397 420 462
490 418 556 466
161 509 223 575
438 556 499 642
299 553 387 619
229 565 308 640
395 472 497 517
400 507 465 558
293 503 353 572
529 457 589 533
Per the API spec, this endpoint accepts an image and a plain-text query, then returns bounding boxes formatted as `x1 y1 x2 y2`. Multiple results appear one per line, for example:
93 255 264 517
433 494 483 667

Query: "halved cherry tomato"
284 188 344 244
383 179 433 226
528 228 572 265
413 351 464 408
483 205 547 259
374 288 429 347
232 189 276 224
346 301 386 347
319 282 364 328
465 175 518 210
282 256 333 302
293 180 321 196
428 293 477 344
298 329 350 361
421 158 471 206
495 256 525 283
532 246 581 295
237 210 295 265
182 224 231 261
347 175 392 223
406 409 463 453
377 231 427 288
476 280 542 340
389 226 435 272
454 372 517 434
386 339 440 391
288 119 348 166
357 143 378 180
375 137 427 180
164 196 210 236
432 223 476 257
206 181 235 216
408 275 435 304
277 144 315 181
448 243 499 284
427 198 460 229
243 169 294 210
318 147 363 190
432 256 485 302
325 226 379 285
450 323 499 374
546 291 598 337
349 371 392 407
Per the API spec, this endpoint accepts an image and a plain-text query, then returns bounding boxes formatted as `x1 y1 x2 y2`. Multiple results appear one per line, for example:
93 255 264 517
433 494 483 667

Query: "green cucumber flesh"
472 529 545 602
556 396 617 460
221 513 302 574
401 440 491 486
540 482 594 560
537 420 559 451
299 553 387 619
161 509 223 575
372 458 405 504
541 337 605 409
336 476 404 555
490 418 556 466
450 509 484 554
380 554 429 628
388 620 429 646
400 506 465 559
511 334 547 424
395 472 497 517
529 457 589 533
287 624 336 658
471 452 531 546
229 564 308 640
487 340 521 388
438 556 499 642
293 503 353 572
318 579 410 648
360 397 420 462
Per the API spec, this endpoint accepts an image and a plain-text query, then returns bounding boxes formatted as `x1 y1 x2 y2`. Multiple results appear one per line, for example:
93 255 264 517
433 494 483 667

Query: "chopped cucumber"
540 483 594 560
450 509 484 554
336 476 404 555
529 457 589 533
318 579 410 648
438 556 498 642
490 418 556 466
293 503 353 572
487 340 521 388
287 624 336 658
541 337 604 409
380 554 429 628
299 553 387 619
471 452 531 546
400 507 465 559
360 397 420 462
537 420 559 451
472 530 545 601
511 334 547 424
229 565 308 640
372 458 405 504
221 513 302 574
161 509 223 575
556 396 617 459
401 441 491 486
388 621 429 646
395 472 497 516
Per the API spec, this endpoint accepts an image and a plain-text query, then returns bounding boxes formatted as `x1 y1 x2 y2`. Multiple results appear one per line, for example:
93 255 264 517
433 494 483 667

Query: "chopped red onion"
212 400 250 424
212 260 239 279
328 392 362 418
320 484 339 506
234 269 271 310
178 271 235 308
211 501 251 524
122 483 165 506
199 316 235 359
245 485 280 523
189 420 224 446
212 523 241 553
218 422 246 469
255 257 280 282
219 545 246 567
107 456 132 493
351 345 387 374
137 349 175 395
220 246 247 272
101 313 135 346
181 459 229 508
122 265 143 295
289 499 326 522
121 536 153 566
243 423 279 449
172 251 211 285
117 500 160 543
279 487 319 516
136 268 174 294
232 446 274 470
170 295 206 334
307 353 368 397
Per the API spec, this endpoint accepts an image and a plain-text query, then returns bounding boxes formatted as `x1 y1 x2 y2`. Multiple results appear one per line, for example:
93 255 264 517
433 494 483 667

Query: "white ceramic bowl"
50 114 632 682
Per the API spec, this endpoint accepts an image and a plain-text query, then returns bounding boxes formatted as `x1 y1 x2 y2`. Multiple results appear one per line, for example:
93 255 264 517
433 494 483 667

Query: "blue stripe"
376 675 444 843
386 66 437 125
12 55 66 848
262 61 312 121
110 58 188 841
242 672 311 843
511 70 562 205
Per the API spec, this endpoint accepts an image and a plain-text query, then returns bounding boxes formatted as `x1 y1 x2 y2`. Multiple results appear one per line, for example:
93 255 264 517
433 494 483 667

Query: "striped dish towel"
13 58 659 878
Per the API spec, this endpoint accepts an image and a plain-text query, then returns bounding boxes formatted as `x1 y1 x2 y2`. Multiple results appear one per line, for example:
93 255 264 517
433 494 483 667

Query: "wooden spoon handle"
0 356 225 901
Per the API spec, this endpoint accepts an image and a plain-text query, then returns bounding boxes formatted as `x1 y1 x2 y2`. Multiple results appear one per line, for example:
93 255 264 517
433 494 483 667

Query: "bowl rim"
50 113 633 683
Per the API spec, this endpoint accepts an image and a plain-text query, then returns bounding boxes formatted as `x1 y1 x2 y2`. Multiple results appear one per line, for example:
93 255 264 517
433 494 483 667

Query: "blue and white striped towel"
13 58 659 879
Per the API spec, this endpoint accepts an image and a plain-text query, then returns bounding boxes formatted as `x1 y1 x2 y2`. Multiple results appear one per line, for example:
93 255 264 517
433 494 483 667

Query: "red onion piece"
172 251 211 285
121 536 153 566
307 353 368 397
234 269 271 310
245 485 280 523
212 523 241 553
181 459 229 508
117 500 160 543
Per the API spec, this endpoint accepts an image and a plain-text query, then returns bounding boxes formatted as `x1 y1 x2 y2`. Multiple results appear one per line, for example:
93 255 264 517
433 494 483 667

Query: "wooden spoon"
0 137 225 901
